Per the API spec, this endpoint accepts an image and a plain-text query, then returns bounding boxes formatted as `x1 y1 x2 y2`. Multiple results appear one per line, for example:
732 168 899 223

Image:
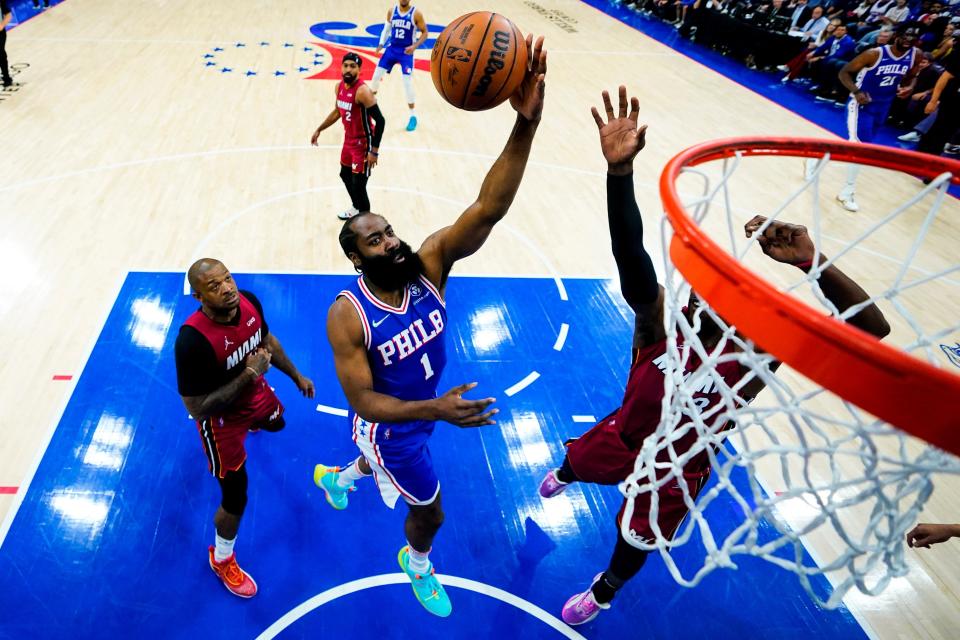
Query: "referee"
1 0 12 89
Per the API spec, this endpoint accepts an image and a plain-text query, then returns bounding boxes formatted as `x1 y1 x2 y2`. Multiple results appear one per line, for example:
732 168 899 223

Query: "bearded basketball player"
311 52 386 220
175 259 314 598
538 87 891 626
312 36 547 618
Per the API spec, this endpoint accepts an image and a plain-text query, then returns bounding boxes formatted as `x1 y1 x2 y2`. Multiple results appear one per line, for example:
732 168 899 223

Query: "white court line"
316 404 348 418
0 272 128 550
505 371 541 397
572 415 597 423
254 573 586 640
553 323 570 351
184 184 571 303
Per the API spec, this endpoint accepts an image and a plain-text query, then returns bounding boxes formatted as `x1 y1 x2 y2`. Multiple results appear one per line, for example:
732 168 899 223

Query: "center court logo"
941 343 960 368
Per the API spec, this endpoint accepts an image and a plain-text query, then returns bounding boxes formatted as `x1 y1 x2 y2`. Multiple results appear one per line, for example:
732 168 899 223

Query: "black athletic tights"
557 455 649 604
340 164 370 213
0 30 10 84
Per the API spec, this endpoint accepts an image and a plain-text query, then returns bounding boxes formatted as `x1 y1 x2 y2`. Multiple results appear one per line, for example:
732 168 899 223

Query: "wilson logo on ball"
472 31 511 97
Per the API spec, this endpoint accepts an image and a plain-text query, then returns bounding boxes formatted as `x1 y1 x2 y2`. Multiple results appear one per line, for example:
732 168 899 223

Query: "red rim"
660 137 960 456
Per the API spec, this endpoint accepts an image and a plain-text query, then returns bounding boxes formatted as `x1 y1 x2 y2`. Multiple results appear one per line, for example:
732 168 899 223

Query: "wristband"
246 366 259 377
370 150 379 156
793 259 814 271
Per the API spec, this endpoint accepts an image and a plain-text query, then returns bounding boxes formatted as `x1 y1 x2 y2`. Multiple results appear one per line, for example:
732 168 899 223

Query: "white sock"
407 544 431 573
402 73 415 104
336 458 368 488
843 164 860 196
214 533 236 562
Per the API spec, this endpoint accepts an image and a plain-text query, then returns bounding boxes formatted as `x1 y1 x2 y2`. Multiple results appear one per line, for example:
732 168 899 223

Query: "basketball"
430 12 528 111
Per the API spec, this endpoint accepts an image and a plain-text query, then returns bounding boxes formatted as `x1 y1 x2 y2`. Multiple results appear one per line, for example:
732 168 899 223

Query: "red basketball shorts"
340 138 370 175
566 411 709 543
196 377 284 478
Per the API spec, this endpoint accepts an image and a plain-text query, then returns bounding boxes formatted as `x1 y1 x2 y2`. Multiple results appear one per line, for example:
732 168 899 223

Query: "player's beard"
359 241 424 292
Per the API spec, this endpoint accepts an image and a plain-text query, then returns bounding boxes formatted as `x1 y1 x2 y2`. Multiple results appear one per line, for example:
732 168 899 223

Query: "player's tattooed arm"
180 348 271 419
839 49 881 105
264 334 315 398
418 36 547 291
327 299 497 426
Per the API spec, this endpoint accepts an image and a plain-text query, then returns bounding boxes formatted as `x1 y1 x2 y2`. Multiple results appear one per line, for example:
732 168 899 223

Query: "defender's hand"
367 152 378 169
510 35 547 123
433 382 498 428
906 523 960 548
311 128 322 146
745 215 816 265
296 375 315 398
591 85 648 173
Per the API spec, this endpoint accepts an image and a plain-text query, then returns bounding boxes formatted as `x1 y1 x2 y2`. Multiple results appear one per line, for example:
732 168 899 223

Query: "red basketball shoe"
208 546 258 598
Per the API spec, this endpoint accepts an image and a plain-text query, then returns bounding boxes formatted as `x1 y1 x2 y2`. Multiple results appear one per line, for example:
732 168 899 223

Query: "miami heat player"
175 259 314 598
539 87 891 626
311 52 387 220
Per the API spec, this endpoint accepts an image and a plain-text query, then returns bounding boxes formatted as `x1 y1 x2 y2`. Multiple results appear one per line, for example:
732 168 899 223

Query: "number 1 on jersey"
420 352 434 380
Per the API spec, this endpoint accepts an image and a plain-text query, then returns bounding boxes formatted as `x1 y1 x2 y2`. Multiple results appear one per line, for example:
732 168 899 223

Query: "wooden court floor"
0 0 958 637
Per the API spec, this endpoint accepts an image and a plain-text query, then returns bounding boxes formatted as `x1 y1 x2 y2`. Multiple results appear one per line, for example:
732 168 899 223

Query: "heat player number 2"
420 353 434 380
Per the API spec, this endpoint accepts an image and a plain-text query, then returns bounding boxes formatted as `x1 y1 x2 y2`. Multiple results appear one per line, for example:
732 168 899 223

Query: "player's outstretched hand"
510 34 547 123
906 523 960 548
744 215 817 266
433 382 498 428
591 86 648 173
296 375 316 398
246 348 272 376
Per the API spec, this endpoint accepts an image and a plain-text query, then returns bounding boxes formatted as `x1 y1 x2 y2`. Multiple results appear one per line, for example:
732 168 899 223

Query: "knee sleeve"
218 465 249 516
370 66 386 91
352 173 370 212
402 73 415 105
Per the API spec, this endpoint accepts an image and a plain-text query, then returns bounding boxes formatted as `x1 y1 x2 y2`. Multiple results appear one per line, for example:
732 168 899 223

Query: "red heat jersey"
337 80 375 142
182 294 266 421
617 337 745 474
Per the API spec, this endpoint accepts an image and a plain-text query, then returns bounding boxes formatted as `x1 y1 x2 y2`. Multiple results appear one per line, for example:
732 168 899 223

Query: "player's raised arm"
327 299 498 427
838 48 882 105
592 86 664 349
418 35 547 289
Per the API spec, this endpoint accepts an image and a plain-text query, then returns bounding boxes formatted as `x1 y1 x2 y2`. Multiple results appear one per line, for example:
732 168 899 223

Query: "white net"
621 144 960 609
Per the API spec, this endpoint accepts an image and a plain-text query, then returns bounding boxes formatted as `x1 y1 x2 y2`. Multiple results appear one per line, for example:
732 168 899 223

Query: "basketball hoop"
621 137 960 608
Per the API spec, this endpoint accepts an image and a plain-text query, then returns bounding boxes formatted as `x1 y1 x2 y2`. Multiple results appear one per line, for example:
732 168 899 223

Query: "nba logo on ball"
431 12 528 111
445 46 473 63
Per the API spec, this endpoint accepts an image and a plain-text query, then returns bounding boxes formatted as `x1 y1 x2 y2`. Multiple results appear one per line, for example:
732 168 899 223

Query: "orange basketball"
430 12 528 111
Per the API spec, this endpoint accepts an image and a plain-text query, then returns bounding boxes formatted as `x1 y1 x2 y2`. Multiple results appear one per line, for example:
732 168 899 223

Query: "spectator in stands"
797 5 831 39
917 47 960 156
891 53 943 135
882 0 912 25
781 19 852 80
865 0 899 30
930 22 955 57
907 523 960 547
789 0 813 28
854 25 894 53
